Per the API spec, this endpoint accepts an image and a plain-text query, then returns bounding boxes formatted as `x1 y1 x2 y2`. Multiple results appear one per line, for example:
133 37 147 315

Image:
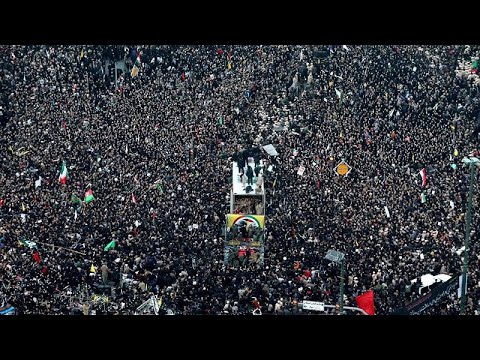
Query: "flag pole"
35 241 86 256
339 257 345 314
460 162 477 314
115 63 118 92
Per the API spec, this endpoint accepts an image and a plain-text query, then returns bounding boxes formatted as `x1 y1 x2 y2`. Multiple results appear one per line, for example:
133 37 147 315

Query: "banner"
263 144 279 156
392 273 460 315
227 214 264 229
225 214 265 267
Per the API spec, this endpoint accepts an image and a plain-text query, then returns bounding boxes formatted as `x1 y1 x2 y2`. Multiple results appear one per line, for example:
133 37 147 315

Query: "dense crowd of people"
1 45 480 315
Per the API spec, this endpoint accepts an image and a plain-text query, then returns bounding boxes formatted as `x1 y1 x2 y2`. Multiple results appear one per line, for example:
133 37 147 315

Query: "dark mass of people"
1 45 480 315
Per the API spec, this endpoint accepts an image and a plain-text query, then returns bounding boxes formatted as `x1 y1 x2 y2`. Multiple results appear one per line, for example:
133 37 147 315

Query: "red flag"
356 290 375 315
41 266 48 275
132 192 137 204
133 227 138 237
33 251 41 264
181 72 186 81
0 199 4 207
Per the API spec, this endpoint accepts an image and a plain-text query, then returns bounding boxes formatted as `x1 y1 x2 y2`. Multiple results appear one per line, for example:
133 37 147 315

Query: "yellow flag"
80 49 84 60
8 145 13 153
227 61 232 70
131 65 139 78
21 203 26 212
90 264 96 273
454 149 459 157
329 81 334 87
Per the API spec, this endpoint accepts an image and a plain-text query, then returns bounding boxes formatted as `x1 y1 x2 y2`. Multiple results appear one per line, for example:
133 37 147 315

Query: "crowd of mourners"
1 44 480 315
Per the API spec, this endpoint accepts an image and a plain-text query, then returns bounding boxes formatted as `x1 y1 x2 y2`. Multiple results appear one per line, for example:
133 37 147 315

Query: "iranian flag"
419 168 427 187
59 161 68 184
84 189 95 204
420 192 426 203
132 192 137 204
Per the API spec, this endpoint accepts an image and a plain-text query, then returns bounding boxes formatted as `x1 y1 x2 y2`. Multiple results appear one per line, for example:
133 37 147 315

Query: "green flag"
156 183 163 194
218 116 223 125
71 194 82 204
473 59 478 69
104 240 116 252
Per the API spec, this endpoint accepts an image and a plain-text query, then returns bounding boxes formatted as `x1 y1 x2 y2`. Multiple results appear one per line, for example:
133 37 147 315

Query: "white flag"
384 206 391 218
35 176 42 188
342 45 350 51
389 109 395 118
125 144 128 154
335 88 342 99
456 246 466 256
297 165 306 176
450 200 455 209
74 209 78 221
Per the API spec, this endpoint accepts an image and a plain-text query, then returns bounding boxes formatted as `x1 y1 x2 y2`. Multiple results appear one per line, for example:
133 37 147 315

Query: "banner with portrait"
224 214 265 267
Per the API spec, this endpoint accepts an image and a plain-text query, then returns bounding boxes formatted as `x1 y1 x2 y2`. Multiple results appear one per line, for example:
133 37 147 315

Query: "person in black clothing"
237 156 245 174
254 165 262 178
254 153 261 168
246 166 254 185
